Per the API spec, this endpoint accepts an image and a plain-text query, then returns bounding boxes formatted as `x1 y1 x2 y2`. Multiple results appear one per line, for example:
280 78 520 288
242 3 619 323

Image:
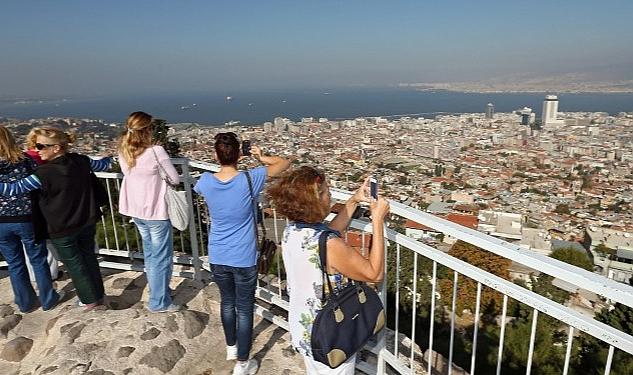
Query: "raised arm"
251 146 291 178
326 197 390 282
0 175 42 196
328 176 371 233
89 157 112 172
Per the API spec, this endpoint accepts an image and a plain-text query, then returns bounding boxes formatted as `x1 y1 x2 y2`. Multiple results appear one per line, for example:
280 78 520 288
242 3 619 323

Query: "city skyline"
2 1 633 97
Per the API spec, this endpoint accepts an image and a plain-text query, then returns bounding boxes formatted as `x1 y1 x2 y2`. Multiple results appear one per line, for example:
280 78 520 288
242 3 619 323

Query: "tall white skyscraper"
541 95 563 126
520 107 534 125
485 103 495 119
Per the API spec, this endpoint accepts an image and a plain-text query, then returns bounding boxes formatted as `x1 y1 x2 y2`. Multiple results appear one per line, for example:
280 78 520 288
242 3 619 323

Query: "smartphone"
370 177 378 200
242 140 251 156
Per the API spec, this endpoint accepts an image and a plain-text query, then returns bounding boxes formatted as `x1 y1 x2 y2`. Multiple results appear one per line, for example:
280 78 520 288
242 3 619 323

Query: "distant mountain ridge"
400 72 633 93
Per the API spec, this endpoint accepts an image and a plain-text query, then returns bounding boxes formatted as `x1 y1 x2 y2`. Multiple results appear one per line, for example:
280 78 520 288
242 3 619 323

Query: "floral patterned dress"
282 223 346 357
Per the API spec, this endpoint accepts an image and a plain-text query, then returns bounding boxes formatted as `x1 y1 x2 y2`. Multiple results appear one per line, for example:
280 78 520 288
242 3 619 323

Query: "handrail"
330 187 633 308
347 218 633 355
109 159 633 307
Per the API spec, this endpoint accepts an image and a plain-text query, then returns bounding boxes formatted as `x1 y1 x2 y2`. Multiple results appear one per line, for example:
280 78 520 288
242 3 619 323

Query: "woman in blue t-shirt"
194 132 290 375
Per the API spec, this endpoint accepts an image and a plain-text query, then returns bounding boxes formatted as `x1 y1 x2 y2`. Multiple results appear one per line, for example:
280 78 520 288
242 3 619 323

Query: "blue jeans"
211 264 258 361
134 218 173 311
0 222 59 312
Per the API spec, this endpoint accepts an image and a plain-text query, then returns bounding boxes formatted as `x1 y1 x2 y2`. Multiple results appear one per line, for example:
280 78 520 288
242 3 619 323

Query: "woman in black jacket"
0 127 110 311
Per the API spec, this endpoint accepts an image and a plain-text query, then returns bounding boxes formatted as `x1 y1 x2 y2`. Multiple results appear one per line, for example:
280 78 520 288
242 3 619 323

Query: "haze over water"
1 89 632 125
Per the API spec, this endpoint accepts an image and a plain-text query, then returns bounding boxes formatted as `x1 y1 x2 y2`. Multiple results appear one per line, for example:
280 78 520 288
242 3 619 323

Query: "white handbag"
151 147 190 231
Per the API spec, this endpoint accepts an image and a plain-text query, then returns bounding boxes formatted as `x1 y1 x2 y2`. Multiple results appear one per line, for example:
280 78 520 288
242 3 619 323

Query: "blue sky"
2 0 632 97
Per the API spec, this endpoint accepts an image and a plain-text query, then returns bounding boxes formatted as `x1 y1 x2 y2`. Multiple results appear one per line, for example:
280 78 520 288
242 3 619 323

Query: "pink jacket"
118 145 180 220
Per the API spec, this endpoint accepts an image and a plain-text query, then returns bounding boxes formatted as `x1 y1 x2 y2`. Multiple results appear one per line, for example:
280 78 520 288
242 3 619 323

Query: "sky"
1 0 632 98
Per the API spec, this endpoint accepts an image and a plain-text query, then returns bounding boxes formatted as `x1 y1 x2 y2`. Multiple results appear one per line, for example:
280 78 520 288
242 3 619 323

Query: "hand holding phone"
370 177 378 200
242 140 251 156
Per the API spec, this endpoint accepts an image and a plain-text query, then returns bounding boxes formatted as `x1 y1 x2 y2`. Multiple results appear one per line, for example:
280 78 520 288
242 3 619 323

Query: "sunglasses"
35 143 58 150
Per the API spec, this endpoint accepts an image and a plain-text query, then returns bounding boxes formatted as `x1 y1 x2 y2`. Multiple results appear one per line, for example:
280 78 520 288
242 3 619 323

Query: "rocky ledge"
0 270 304 375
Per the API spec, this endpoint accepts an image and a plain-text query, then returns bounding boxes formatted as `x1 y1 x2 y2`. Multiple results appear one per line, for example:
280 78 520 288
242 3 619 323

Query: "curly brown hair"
266 166 329 224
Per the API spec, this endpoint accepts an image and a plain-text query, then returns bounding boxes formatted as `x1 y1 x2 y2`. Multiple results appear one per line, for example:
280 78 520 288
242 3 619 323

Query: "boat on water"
180 103 197 110
226 96 233 101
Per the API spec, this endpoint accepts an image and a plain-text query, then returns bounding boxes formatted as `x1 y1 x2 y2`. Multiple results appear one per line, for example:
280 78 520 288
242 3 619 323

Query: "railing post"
376 224 389 375
181 160 201 280
377 350 387 375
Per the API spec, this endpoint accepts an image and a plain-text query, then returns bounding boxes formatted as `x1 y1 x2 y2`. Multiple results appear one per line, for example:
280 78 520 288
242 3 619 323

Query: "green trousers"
50 224 104 304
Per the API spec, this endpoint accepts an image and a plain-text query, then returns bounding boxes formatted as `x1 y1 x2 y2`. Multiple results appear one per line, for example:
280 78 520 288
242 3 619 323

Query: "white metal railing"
92 158 633 375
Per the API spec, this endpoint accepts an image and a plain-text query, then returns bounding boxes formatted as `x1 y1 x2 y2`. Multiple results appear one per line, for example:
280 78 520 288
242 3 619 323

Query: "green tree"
527 247 593 305
575 303 633 374
152 119 181 157
598 303 633 335
434 164 443 177
500 309 574 375
531 274 569 304
440 240 511 315
550 247 593 271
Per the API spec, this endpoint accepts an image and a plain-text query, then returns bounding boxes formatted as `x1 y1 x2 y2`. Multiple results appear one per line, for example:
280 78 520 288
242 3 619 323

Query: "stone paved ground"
0 269 305 375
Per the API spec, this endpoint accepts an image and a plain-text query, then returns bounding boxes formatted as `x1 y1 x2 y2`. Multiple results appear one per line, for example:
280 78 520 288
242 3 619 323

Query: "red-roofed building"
445 213 478 229
404 214 478 244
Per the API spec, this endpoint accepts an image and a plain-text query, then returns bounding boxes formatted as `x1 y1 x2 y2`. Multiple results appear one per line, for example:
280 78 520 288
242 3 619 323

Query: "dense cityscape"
2 95 633 288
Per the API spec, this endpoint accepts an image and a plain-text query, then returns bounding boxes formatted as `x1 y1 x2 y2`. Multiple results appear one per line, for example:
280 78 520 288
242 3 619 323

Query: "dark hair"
214 132 240 165
266 166 329 223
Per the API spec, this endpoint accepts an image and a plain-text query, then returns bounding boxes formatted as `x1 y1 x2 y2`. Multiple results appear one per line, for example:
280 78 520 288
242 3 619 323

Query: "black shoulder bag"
245 171 277 274
310 230 385 368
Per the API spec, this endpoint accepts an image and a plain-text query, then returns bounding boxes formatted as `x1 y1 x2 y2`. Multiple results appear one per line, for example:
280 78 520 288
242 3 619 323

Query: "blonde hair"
117 111 153 168
26 127 44 149
35 126 77 152
0 126 25 163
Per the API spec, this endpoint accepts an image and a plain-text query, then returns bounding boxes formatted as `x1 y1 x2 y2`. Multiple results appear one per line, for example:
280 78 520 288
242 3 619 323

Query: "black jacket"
34 153 103 239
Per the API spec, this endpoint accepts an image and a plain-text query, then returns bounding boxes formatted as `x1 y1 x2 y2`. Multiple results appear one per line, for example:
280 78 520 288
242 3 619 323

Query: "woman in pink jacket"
117 111 181 313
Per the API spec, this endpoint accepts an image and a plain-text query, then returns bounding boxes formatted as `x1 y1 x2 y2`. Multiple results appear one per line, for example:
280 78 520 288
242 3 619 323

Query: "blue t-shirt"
194 167 267 267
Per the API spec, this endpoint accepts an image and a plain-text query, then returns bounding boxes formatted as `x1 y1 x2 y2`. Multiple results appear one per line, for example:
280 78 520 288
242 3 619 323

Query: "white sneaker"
226 345 238 360
232 359 258 375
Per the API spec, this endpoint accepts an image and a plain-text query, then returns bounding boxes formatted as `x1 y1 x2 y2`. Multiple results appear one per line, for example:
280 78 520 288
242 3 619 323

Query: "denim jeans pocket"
236 265 258 280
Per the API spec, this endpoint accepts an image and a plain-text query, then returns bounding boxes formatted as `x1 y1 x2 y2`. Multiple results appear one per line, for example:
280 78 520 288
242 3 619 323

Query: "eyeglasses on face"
35 143 58 150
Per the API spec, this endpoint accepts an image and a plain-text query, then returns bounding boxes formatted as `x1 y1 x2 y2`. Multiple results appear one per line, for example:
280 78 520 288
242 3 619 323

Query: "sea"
1 88 632 125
